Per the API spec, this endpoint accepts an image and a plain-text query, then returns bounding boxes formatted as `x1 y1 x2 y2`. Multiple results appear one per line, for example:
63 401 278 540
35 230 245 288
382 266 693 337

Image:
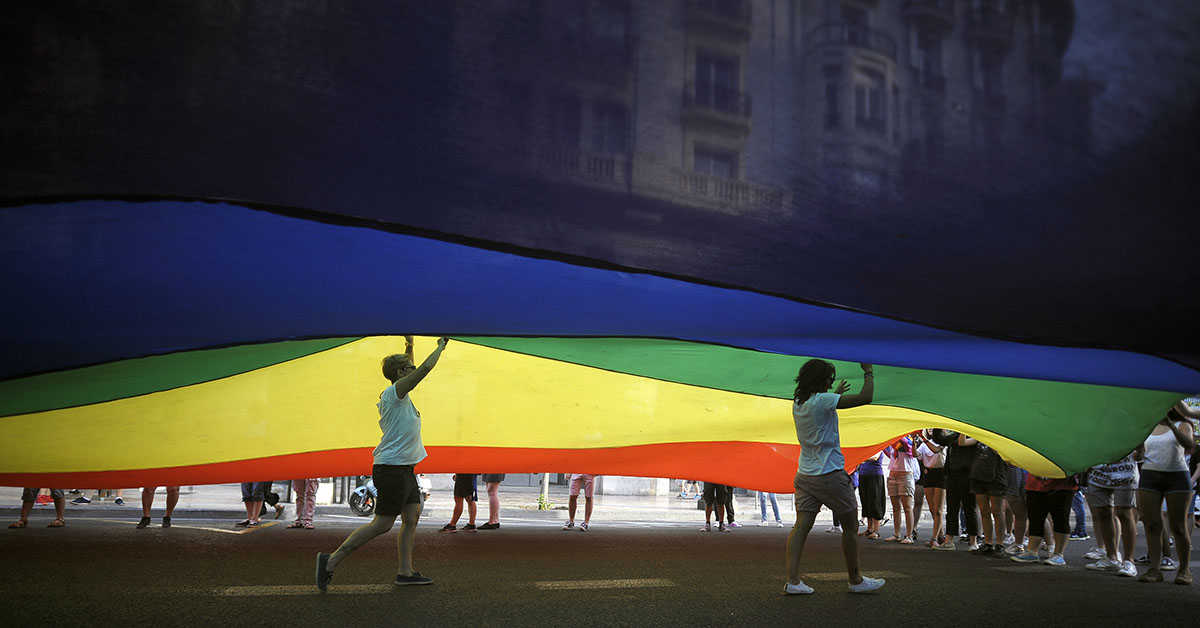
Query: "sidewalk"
0 483 810 525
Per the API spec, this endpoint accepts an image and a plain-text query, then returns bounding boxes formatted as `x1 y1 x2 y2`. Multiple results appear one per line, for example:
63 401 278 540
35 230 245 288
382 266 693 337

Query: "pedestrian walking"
480 473 505 530
785 360 885 595
9 488 66 528
137 486 180 528
562 473 597 531
442 473 478 532
316 336 449 590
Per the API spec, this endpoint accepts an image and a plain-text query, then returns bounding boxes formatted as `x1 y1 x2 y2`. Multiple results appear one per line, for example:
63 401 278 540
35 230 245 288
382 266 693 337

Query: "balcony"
682 82 752 134
966 8 1013 48
671 168 788 214
806 23 897 62
901 0 955 32
685 0 752 41
528 143 629 191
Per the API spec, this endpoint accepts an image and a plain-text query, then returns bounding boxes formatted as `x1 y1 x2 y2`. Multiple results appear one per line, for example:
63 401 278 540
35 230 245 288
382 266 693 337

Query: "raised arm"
836 363 875 409
958 434 978 446
393 337 449 398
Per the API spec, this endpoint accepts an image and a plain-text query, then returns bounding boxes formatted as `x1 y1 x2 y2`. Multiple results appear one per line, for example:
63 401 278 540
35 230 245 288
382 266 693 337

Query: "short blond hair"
381 354 412 382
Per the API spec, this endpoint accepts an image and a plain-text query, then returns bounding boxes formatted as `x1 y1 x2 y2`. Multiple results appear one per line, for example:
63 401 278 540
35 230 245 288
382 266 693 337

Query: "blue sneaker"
1043 554 1067 566
1010 552 1041 564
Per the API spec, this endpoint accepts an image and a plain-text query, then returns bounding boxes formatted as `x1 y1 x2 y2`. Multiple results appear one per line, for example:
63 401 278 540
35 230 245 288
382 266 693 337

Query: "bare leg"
247 500 264 523
989 495 1005 545
889 495 902 537
786 509 817 585
450 496 464 526
836 510 864 584
1116 506 1136 562
328 513 398 571
53 496 66 521
17 499 34 524
1139 489 1165 576
467 499 477 525
901 495 913 537
397 502 421 576
1006 495 1027 548
584 496 593 524
141 487 156 517
1165 492 1192 580
164 487 179 517
486 483 500 524
976 494 994 545
568 494 578 523
927 487 944 542
1095 505 1117 561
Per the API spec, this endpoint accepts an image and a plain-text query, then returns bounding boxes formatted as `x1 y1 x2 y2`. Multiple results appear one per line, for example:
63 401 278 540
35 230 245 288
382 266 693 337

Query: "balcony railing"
533 144 629 188
673 168 787 212
806 23 897 61
685 0 752 40
901 0 955 30
967 7 1013 46
683 82 752 118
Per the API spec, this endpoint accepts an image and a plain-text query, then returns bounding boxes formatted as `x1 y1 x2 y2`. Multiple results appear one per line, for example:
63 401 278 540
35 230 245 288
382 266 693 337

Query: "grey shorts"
794 471 858 517
21 488 64 501
1086 485 1136 509
887 473 915 497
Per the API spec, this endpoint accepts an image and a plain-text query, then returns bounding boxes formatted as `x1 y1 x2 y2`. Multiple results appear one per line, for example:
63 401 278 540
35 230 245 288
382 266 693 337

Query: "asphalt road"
3 514 1198 627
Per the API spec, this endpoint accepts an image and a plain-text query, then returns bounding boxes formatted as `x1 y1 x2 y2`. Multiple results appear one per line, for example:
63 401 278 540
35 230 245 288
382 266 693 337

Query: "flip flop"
8 520 27 529
47 519 66 528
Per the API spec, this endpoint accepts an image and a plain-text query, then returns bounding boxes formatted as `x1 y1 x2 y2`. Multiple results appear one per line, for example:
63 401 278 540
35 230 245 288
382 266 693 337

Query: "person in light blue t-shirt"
317 336 449 592
785 359 885 596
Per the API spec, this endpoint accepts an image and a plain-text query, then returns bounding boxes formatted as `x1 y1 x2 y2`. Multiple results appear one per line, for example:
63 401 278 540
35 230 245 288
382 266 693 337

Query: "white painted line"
801 571 908 581
96 519 278 535
534 578 675 590
216 584 393 596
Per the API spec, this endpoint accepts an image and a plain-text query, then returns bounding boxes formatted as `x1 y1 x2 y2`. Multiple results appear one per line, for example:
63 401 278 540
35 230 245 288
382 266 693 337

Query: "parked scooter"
348 476 376 516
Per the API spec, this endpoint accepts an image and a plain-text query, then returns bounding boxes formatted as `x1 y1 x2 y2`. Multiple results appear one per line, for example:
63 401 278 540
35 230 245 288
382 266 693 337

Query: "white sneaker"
1083 547 1104 560
1004 543 1025 556
784 581 814 595
1002 533 1015 546
776 521 785 527
1043 554 1067 567
562 521 575 530
700 523 711 532
968 542 980 552
848 576 886 594
1117 560 1137 578
1086 557 1118 572
759 520 769 527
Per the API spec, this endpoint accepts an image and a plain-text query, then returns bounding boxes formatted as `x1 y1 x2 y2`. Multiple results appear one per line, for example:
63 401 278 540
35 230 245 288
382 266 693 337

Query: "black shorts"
482 473 505 484
373 464 422 517
703 482 729 504
1139 469 1192 494
970 478 1007 497
453 473 478 500
922 467 946 489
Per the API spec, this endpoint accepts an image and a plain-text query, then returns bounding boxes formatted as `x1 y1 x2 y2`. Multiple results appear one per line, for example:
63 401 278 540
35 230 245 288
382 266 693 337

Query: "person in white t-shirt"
784 359 885 595
316 336 449 591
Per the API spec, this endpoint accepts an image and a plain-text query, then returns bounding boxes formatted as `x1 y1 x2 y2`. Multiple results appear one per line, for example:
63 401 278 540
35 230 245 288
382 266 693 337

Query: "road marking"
801 570 908 581
97 519 278 535
534 578 675 590
216 584 393 596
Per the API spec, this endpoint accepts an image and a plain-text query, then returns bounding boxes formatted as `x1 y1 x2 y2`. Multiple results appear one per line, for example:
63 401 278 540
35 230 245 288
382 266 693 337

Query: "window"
854 69 885 134
694 146 737 179
591 103 628 153
695 51 740 113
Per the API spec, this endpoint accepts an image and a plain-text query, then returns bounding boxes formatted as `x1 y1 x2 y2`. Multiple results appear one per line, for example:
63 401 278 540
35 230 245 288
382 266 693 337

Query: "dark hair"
381 354 411 382
794 359 835 402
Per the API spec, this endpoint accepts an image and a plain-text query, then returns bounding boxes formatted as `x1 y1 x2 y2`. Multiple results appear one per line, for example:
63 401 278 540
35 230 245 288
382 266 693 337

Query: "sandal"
287 521 305 529
899 537 914 544
884 535 901 542
302 523 314 529
8 520 27 529
866 531 880 540
47 519 66 528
